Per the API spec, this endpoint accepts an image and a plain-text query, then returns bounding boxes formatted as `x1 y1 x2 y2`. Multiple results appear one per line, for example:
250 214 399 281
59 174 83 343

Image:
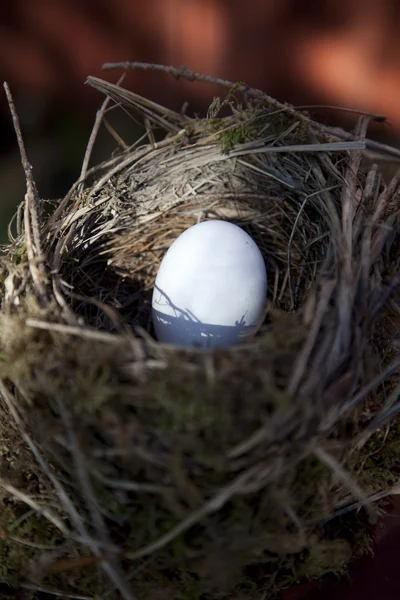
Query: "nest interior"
0 67 399 600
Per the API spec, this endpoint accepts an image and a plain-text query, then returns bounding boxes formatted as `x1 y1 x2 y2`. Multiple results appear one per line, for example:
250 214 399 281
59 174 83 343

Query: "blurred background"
1 0 400 242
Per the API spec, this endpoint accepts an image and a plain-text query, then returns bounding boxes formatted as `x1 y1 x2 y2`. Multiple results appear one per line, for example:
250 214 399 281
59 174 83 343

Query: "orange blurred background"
2 0 400 118
1 0 400 237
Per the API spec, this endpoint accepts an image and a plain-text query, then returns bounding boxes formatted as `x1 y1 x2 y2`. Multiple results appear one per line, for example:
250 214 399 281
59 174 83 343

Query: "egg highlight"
151 220 267 348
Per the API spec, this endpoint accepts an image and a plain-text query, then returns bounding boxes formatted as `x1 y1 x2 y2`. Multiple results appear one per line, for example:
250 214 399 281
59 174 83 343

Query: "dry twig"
3 82 48 303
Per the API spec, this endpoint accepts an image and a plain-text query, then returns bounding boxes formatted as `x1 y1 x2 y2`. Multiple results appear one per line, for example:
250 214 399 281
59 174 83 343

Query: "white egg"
151 220 267 348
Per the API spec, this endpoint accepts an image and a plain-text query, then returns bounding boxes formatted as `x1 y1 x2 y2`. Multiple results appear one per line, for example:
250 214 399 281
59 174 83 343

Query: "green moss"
296 539 352 580
13 243 27 265
148 368 230 438
0 538 31 580
219 122 256 153
46 564 101 599
175 572 202 600
0 506 59 579
294 456 329 516
346 419 400 492
353 532 374 557
266 538 352 594
295 119 312 144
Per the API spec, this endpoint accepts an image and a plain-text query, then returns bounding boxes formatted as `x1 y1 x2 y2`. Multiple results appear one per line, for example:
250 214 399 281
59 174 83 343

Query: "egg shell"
151 220 267 348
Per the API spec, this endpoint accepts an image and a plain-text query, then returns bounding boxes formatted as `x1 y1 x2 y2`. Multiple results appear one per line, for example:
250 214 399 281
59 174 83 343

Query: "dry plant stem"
334 116 370 356
20 583 95 600
340 130 400 162
0 381 82 530
31 463 273 568
288 185 338 310
48 149 134 241
0 381 120 561
314 446 373 517
55 396 136 600
295 104 388 121
367 389 400 430
368 277 400 324
287 280 335 396
97 62 335 123
358 165 378 300
329 475 400 521
342 116 369 239
79 98 112 187
87 77 183 132
51 278 78 324
101 61 400 161
144 116 156 146
322 358 400 427
47 131 151 234
3 82 48 303
92 470 172 496
226 422 271 460
87 79 367 159
103 117 129 150
4 534 60 551
229 141 365 156
377 164 400 210
0 479 70 537
79 73 126 187
124 464 264 561
25 318 123 343
61 288 123 332
335 479 400 519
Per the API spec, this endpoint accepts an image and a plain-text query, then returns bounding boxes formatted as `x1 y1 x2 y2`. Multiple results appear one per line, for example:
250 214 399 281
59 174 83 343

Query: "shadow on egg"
152 285 258 348
152 307 256 348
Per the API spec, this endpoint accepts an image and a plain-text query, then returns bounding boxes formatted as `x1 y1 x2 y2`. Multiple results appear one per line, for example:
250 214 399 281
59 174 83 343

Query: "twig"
287 280 335 396
25 318 124 344
103 117 129 150
314 446 372 517
87 76 183 132
101 62 400 164
336 116 369 354
79 73 126 188
1 529 62 551
123 464 262 561
46 129 153 236
144 116 156 146
230 140 365 156
55 395 136 600
92 470 171 495
0 479 70 537
371 165 400 256
0 381 83 530
367 395 400 431
3 83 37 225
0 381 118 555
295 104 388 122
331 479 400 520
287 186 338 310
20 583 96 600
226 422 271 460
323 358 400 426
100 61 287 107
100 62 345 153
3 82 48 303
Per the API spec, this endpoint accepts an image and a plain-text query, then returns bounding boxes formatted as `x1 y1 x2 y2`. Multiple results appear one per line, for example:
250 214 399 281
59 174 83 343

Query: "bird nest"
0 64 400 600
